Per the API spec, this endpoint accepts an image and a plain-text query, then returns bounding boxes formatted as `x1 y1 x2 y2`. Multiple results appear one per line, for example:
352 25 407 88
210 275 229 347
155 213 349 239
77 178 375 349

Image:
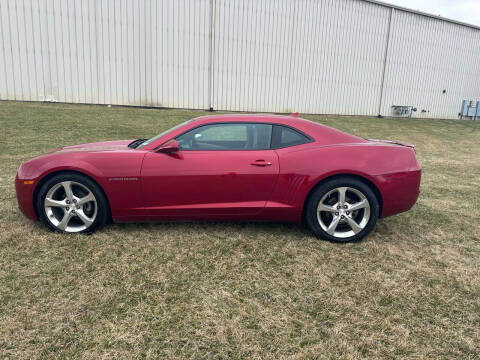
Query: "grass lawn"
1 101 479 359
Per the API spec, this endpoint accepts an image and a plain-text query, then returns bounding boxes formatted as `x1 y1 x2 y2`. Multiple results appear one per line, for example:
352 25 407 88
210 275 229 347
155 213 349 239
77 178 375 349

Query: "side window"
272 125 311 148
177 123 272 150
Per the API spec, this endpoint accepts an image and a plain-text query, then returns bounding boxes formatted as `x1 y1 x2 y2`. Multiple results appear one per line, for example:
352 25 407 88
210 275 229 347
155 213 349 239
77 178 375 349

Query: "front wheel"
36 173 110 234
305 177 379 243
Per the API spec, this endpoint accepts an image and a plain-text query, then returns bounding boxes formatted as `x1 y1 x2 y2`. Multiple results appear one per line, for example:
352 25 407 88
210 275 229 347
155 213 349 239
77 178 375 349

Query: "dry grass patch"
0 101 479 359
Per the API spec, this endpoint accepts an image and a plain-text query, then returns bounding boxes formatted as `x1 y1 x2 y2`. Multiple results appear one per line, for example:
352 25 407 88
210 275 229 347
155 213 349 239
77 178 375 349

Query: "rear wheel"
36 173 110 234
306 177 379 243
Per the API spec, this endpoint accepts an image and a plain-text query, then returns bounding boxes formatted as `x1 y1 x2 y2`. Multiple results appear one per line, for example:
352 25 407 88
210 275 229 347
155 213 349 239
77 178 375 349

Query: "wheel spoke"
75 209 94 226
318 203 337 213
345 216 362 234
61 181 74 201
77 192 95 206
57 211 73 231
326 215 341 235
349 199 369 212
45 197 67 208
337 187 347 205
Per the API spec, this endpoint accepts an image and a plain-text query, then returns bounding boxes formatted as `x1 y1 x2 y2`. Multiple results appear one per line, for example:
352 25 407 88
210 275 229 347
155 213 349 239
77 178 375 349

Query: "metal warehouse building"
1 0 479 119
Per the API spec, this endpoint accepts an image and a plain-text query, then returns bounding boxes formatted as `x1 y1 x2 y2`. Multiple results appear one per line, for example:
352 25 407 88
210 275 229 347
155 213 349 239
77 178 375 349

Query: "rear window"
271 125 311 148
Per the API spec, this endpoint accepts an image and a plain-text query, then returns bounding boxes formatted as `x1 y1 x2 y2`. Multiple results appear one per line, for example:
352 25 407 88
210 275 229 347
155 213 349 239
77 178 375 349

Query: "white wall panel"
0 0 9 100
380 9 480 119
212 0 295 113
212 0 390 115
0 0 210 108
1 0 480 119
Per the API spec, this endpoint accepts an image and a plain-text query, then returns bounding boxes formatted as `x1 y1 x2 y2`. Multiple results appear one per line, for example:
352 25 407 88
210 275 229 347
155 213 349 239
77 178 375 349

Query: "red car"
15 114 421 242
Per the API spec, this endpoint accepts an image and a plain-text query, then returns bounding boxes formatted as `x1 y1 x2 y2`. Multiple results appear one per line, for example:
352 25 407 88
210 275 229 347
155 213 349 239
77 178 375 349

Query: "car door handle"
251 160 272 167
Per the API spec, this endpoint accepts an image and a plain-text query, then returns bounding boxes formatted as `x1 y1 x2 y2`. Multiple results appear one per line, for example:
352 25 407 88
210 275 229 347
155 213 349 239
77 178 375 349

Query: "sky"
382 0 480 26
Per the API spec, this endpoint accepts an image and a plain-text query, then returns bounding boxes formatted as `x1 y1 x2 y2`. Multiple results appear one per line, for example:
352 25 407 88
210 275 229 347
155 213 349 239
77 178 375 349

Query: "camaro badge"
108 177 139 181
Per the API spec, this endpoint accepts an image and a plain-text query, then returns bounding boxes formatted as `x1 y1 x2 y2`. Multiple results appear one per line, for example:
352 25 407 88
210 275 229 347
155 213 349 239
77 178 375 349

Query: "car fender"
269 143 420 219
18 151 146 219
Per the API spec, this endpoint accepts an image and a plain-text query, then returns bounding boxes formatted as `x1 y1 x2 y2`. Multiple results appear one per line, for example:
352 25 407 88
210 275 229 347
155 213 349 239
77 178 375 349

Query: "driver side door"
141 122 280 218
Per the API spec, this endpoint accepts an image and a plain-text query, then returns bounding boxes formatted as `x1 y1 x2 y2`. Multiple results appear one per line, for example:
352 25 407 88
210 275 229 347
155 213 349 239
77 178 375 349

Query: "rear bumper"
15 173 38 221
375 169 421 218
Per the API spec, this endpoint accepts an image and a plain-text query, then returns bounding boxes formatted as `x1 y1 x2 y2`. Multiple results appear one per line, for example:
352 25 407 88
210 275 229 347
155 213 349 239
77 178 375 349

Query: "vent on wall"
391 105 417 118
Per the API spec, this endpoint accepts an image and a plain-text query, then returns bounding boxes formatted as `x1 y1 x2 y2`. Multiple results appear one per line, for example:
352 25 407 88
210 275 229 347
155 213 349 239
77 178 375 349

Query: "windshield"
137 119 194 149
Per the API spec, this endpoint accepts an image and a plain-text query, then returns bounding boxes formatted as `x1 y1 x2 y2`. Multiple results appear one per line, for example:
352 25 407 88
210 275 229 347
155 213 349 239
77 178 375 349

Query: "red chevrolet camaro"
15 114 421 242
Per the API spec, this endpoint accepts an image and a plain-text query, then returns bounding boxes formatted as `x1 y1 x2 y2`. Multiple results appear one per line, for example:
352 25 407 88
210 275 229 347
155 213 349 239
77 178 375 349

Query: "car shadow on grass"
105 219 401 245
108 220 314 239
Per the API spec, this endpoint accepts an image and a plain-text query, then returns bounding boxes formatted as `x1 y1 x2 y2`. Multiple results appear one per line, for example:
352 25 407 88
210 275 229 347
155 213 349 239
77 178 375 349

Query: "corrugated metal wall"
1 0 480 119
0 0 211 108
381 9 480 119
212 0 391 115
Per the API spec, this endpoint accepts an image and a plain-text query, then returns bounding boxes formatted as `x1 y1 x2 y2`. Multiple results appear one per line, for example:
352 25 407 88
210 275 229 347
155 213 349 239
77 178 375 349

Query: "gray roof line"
360 0 480 31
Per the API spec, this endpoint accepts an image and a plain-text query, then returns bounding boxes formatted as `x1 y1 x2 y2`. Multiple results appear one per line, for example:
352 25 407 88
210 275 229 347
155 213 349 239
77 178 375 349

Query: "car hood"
51 140 135 153
17 139 140 180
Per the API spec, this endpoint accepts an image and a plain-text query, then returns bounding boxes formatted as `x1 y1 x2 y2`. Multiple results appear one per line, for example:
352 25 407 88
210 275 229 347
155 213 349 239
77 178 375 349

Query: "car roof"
190 114 366 145
192 113 308 126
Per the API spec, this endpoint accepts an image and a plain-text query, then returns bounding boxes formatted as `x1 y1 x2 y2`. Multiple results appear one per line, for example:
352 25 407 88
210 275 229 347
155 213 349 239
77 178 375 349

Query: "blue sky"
383 0 480 26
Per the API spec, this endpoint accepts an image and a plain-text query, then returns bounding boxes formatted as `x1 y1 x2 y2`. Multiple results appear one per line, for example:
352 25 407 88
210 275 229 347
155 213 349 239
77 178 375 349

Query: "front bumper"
15 172 38 221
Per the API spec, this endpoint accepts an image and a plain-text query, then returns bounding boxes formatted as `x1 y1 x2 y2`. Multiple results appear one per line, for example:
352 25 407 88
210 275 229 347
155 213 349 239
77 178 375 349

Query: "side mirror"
156 139 179 153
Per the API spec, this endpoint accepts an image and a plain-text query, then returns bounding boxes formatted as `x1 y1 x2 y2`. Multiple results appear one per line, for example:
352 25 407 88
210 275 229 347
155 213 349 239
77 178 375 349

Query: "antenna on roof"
291 112 299 117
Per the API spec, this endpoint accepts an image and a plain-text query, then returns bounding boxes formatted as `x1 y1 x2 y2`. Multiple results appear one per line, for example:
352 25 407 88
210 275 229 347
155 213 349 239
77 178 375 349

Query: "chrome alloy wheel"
44 181 97 233
316 186 371 239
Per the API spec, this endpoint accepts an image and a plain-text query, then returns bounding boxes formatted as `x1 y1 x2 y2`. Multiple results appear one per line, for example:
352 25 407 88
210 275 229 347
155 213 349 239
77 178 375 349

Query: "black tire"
36 172 110 234
305 177 379 243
